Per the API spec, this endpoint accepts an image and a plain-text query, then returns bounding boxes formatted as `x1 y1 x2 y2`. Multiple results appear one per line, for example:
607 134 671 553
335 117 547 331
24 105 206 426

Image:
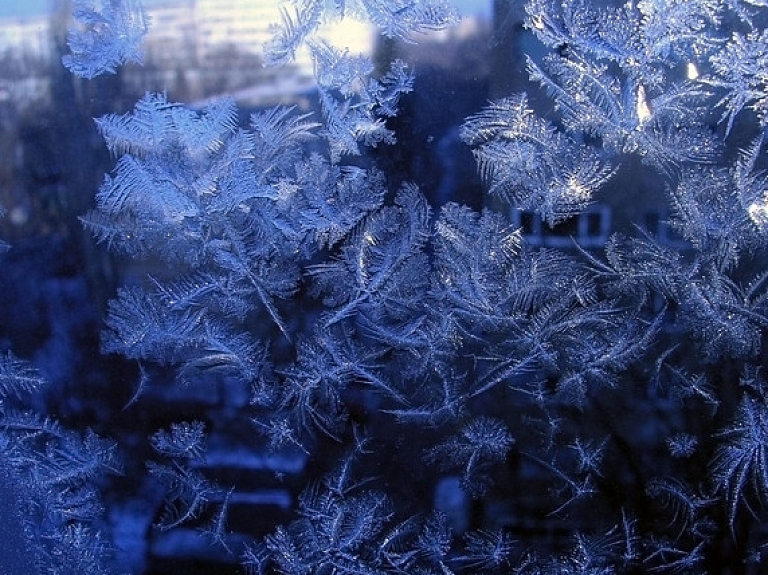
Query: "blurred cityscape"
0 0 496 105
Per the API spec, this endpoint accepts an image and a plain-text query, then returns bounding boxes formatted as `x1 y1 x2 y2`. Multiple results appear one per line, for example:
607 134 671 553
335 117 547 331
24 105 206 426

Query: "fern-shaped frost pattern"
311 43 414 161
461 95 616 224
0 357 120 575
263 0 458 66
426 416 514 497
309 184 431 332
705 28 768 134
63 0 149 79
711 392 768 528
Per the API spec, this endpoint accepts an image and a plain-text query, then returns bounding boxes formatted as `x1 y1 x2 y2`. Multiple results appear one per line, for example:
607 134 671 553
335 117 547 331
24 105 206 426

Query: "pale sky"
0 0 48 19
0 0 491 20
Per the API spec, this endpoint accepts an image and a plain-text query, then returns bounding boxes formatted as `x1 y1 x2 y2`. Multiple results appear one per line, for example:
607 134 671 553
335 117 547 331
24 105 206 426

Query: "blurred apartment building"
0 11 50 104
146 0 375 68
0 0 377 107
0 14 49 61
137 0 376 104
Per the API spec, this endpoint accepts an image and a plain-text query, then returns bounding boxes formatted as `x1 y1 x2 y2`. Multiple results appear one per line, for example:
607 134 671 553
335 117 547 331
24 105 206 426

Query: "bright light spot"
363 231 376 245
9 206 28 226
636 85 652 123
748 200 768 229
567 176 589 200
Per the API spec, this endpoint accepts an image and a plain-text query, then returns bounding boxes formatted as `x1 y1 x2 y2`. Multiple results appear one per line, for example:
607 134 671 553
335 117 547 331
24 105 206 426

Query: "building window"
516 209 541 237
511 204 611 248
